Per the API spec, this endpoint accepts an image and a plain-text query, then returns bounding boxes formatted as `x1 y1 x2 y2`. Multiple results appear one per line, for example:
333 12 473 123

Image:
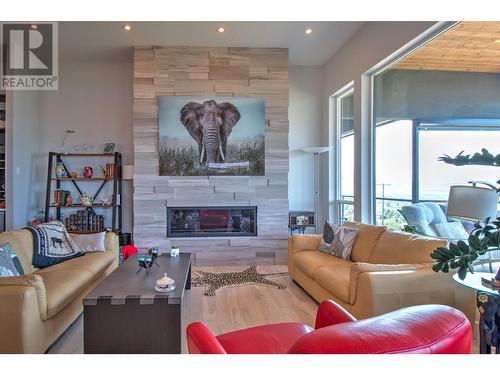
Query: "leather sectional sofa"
288 222 475 322
0 228 119 353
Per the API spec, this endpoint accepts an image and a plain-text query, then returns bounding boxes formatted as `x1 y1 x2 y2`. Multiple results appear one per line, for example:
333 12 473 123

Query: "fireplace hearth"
167 206 257 238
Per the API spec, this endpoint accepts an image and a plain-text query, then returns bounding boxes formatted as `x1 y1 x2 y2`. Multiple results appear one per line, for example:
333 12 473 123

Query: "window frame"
331 84 355 224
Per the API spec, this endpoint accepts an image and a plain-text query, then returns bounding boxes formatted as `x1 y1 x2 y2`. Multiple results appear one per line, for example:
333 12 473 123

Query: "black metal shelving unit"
44 152 123 233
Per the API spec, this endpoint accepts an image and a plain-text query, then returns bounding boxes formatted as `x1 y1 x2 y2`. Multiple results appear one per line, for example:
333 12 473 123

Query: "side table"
453 272 499 354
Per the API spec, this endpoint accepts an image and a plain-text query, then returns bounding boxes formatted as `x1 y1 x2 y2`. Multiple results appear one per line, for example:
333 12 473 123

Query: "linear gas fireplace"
167 206 257 238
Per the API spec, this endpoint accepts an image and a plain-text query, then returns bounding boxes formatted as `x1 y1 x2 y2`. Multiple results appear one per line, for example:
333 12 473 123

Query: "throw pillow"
0 243 24 277
319 221 358 260
430 221 469 240
70 231 106 253
27 221 84 268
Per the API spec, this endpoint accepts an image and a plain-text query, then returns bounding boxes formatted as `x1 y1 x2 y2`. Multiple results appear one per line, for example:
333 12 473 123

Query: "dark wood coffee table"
83 253 192 354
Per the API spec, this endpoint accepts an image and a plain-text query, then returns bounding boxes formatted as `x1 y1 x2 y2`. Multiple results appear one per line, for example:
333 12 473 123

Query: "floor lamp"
302 147 332 234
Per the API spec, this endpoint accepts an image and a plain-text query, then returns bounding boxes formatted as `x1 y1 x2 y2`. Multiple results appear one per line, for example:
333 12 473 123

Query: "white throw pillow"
430 222 468 240
70 231 106 253
318 222 358 260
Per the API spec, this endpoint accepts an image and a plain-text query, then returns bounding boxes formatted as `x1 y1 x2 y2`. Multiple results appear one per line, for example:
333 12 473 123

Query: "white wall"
38 61 134 232
321 21 436 224
288 66 324 214
7 91 42 229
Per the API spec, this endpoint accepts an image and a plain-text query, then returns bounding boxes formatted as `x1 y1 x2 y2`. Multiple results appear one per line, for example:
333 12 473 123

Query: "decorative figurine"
70 170 78 179
137 253 159 275
80 193 92 206
55 162 67 178
100 197 110 205
82 166 93 179
65 194 73 206
99 165 107 178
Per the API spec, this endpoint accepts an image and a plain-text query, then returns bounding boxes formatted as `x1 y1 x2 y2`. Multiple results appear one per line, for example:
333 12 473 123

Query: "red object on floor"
122 245 138 261
186 300 472 354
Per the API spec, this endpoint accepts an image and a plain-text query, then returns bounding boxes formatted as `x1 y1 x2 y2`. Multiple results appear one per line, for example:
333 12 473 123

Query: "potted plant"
430 148 500 283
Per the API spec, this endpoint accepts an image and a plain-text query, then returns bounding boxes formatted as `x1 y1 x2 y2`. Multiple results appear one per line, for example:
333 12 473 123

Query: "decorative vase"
170 246 180 257
82 166 93 179
55 162 66 178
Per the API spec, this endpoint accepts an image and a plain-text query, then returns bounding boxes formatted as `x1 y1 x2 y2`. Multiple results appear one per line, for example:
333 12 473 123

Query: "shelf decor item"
80 193 93 206
55 162 67 178
82 166 93 179
103 143 115 154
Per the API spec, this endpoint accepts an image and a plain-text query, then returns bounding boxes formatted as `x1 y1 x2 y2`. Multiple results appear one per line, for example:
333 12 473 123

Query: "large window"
334 88 354 223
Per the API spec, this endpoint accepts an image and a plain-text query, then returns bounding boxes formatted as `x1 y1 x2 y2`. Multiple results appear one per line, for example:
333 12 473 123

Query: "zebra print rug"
192 265 288 296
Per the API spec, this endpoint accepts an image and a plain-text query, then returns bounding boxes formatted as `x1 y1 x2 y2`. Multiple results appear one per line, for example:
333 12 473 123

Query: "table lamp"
446 184 499 222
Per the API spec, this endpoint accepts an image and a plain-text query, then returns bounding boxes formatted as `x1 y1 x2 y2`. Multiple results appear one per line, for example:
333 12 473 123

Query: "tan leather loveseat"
288 222 475 322
0 229 119 353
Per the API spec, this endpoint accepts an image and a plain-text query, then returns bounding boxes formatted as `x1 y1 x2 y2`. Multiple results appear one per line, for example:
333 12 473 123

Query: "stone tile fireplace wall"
133 46 289 264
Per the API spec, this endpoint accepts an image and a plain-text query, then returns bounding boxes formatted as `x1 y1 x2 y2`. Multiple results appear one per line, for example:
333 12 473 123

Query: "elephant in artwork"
180 100 241 165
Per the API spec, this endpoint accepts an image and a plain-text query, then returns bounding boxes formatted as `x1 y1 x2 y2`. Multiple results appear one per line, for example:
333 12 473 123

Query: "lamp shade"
446 185 499 221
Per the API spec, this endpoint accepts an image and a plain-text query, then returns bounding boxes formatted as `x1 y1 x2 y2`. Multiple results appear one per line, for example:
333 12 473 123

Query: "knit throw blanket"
27 221 83 268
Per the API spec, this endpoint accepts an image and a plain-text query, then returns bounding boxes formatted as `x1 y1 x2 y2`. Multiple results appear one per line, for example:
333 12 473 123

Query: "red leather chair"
186 301 472 354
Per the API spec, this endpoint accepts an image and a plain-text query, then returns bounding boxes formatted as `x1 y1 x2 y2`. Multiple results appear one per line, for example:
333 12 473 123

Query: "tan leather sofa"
0 229 119 353
288 222 475 323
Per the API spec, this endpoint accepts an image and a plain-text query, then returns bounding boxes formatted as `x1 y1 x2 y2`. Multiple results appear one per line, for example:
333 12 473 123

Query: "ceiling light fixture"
305 28 313 35
217 27 225 33
495 39 500 43
30 24 38 30
123 24 132 31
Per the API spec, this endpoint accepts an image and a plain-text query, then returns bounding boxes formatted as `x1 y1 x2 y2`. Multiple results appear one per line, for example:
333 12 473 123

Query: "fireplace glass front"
167 206 257 237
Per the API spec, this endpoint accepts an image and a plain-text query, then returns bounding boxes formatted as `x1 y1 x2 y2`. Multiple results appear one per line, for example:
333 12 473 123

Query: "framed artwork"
159 96 265 176
103 143 115 154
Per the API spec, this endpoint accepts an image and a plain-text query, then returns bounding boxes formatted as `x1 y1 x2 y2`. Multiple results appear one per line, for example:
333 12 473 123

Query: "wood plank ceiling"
393 21 500 73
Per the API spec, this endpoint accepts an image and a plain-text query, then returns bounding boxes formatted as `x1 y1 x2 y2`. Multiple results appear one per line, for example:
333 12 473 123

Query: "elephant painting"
180 100 241 165
159 96 265 176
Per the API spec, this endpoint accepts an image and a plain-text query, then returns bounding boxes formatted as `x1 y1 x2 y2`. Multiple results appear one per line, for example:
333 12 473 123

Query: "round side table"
453 272 499 354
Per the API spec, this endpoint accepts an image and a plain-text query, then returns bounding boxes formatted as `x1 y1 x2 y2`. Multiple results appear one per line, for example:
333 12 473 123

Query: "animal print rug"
192 265 288 296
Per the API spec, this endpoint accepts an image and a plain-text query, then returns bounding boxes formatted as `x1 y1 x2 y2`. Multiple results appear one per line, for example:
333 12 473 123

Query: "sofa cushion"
37 268 94 319
70 231 106 253
0 243 24 276
293 250 349 278
313 265 351 303
343 222 386 262
0 229 36 274
369 230 446 264
36 251 115 280
29 221 84 268
319 223 358 260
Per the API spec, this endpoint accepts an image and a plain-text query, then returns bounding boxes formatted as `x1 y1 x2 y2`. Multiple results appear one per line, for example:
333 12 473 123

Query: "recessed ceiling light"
217 27 225 33
123 24 132 31
305 28 313 35
30 24 38 30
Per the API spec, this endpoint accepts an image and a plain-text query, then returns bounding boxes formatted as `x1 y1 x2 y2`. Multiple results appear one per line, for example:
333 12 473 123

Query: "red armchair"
186 301 472 354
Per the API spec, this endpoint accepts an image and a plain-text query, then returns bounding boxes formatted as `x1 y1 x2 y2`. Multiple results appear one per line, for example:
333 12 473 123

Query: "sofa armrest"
315 300 357 329
0 275 47 321
288 234 322 255
104 232 120 268
186 322 227 354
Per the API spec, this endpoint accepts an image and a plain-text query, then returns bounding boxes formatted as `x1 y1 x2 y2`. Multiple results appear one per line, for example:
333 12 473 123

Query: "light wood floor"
48 264 482 354
48 265 318 354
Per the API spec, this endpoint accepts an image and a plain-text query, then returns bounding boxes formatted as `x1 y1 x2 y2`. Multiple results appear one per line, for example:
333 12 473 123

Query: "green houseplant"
430 148 500 281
